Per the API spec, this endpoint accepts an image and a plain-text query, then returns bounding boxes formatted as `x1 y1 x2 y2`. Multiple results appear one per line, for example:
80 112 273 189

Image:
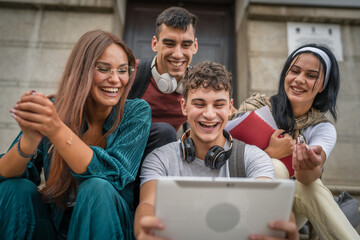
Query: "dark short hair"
155 6 197 38
182 61 233 100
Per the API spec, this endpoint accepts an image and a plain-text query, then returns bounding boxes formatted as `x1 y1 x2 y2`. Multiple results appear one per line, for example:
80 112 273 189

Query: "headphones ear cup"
175 82 183 94
205 145 226 169
151 56 178 93
183 137 195 163
157 74 177 93
203 130 233 170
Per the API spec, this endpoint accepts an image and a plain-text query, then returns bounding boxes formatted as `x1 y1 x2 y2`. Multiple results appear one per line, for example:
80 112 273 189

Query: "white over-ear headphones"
151 57 181 94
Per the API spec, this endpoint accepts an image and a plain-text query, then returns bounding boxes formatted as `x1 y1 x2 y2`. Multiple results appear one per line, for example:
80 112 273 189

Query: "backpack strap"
128 58 153 99
229 139 246 178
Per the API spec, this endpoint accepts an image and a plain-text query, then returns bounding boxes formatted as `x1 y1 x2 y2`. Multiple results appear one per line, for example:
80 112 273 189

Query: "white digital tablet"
154 177 295 240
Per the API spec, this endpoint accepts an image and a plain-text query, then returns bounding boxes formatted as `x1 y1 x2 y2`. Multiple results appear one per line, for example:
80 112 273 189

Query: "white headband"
292 47 331 90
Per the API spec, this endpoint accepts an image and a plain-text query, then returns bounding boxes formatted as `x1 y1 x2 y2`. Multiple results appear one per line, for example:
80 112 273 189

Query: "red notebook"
226 107 294 177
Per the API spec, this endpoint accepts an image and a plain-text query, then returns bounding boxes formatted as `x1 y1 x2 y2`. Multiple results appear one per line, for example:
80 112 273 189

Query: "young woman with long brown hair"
0 30 151 239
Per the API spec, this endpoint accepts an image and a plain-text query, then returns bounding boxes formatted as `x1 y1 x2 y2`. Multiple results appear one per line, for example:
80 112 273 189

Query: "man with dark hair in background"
129 7 199 206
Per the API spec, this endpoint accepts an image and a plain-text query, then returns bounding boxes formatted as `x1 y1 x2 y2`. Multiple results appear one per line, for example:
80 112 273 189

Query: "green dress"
0 99 151 240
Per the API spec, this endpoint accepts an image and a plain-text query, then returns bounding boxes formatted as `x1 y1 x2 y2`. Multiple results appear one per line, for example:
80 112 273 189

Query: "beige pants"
273 159 360 240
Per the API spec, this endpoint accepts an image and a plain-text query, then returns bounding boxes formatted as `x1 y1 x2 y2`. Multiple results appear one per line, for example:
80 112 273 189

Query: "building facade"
0 0 359 194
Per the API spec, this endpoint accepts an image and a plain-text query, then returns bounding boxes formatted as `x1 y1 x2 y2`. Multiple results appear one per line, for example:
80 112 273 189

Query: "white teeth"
101 88 118 93
171 62 182 67
201 122 216 127
292 87 304 92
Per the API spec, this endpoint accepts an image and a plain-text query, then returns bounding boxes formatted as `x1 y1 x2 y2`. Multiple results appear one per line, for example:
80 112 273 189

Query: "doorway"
123 0 237 100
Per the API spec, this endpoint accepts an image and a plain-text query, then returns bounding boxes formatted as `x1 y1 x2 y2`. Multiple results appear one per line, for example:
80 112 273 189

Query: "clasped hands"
10 91 62 146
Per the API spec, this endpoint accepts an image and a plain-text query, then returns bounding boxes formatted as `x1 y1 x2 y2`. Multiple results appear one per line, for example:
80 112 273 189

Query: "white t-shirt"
302 121 337 162
140 139 275 186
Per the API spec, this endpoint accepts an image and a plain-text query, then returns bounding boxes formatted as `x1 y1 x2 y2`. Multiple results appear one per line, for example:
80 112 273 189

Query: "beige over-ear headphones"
151 57 183 94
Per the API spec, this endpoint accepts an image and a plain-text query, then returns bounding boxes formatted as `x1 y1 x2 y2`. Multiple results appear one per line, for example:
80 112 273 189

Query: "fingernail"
268 221 275 228
31 90 36 95
158 221 165 228
11 113 17 119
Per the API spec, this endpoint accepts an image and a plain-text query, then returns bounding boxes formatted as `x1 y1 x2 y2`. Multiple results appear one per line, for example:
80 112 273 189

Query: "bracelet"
17 135 36 158
46 130 73 154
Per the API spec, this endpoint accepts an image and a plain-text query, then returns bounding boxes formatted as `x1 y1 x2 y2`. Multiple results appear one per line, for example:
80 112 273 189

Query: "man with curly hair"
134 61 299 240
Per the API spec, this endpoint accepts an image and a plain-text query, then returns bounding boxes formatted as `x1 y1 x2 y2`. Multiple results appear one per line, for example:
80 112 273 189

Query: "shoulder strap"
128 58 153 99
229 139 246 178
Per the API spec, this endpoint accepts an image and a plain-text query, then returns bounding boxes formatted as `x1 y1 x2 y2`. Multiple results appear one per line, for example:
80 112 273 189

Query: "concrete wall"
0 0 126 153
237 4 360 187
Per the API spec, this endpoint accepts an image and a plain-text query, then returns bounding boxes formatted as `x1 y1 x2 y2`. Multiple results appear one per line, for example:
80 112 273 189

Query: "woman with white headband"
233 43 359 239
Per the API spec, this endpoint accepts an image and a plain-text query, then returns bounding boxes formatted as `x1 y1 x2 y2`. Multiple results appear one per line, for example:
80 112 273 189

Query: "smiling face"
284 53 325 117
181 87 233 148
89 43 130 112
152 24 198 81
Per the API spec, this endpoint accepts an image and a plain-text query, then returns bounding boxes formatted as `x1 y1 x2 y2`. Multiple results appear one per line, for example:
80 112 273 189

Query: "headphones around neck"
151 57 182 94
179 129 233 169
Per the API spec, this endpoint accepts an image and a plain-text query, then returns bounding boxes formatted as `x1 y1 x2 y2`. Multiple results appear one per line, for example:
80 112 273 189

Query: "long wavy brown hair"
40 30 136 207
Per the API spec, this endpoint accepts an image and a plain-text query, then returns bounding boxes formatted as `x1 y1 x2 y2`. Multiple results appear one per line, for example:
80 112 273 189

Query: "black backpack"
128 58 153 99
